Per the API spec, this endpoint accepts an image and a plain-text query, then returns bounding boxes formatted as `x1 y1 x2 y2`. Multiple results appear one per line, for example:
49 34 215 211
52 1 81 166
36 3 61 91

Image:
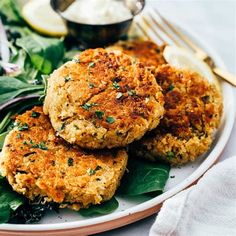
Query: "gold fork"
135 9 236 87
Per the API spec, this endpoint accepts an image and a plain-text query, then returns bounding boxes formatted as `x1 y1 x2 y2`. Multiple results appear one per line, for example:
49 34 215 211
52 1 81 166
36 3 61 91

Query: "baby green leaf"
118 158 170 196
16 34 64 74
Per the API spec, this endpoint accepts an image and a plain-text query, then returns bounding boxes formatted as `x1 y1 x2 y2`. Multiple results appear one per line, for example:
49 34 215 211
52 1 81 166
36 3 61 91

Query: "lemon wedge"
22 0 68 37
163 45 220 90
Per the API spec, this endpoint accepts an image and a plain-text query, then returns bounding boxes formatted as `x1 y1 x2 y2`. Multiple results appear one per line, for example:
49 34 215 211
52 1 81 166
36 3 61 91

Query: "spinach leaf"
79 197 119 217
16 34 65 74
10 49 41 83
0 205 10 224
0 178 25 223
118 158 170 196
0 76 44 105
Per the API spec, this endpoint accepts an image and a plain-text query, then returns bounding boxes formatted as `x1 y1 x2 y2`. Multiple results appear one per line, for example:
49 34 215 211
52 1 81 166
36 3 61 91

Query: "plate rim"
0 17 235 233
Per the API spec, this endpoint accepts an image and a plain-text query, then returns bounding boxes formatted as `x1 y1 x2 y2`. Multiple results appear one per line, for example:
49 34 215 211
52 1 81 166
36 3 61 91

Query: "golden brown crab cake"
43 48 164 149
0 107 128 210
107 40 166 69
131 65 223 165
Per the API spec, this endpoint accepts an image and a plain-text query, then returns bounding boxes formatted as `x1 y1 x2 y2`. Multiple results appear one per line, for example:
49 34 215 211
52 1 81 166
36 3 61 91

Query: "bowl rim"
50 0 145 27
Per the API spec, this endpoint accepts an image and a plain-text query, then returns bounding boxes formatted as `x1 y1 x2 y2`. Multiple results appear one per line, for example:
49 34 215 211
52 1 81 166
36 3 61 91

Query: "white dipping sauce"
62 0 133 25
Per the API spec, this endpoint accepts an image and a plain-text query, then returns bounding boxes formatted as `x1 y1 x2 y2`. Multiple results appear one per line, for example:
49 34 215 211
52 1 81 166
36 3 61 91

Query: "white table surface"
96 0 236 235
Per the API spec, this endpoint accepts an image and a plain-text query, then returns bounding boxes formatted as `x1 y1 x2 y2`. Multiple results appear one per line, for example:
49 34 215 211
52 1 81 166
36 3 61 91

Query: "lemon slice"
163 45 220 90
22 0 68 37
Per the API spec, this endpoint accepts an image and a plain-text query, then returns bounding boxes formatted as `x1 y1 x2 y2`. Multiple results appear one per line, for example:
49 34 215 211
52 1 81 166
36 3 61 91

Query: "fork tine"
147 11 181 47
135 21 152 41
154 9 208 59
141 15 166 43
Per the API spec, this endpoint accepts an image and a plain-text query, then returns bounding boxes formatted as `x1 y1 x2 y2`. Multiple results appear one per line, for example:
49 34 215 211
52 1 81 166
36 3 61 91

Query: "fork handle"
213 67 236 87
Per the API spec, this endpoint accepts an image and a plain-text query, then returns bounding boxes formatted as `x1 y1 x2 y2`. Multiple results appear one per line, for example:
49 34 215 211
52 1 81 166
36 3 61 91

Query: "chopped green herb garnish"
81 103 98 110
116 92 123 99
30 141 48 150
60 123 66 131
17 133 21 139
166 151 175 160
30 111 40 118
72 58 80 63
87 168 96 176
167 84 175 91
95 165 102 171
128 90 136 96
89 62 95 68
113 81 120 89
38 142 48 150
106 116 115 124
23 141 28 145
95 111 104 119
68 158 74 166
64 76 72 82
88 83 95 88
15 123 29 131
74 124 79 130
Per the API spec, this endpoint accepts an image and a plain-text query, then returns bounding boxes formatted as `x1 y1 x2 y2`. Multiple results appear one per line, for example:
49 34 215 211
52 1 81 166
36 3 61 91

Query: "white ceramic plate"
0 11 235 236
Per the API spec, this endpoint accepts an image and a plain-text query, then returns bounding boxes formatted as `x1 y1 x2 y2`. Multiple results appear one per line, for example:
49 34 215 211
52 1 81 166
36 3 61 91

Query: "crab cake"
43 48 164 149
108 40 166 68
0 107 128 210
131 65 223 165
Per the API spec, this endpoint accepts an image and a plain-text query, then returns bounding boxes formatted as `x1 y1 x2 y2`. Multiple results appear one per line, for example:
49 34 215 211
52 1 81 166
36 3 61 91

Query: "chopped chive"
166 151 175 160
88 83 95 88
128 90 136 96
95 165 102 171
74 124 79 130
116 92 123 99
30 111 40 118
17 133 21 139
81 103 98 110
167 84 175 91
106 116 115 124
15 123 29 131
30 141 48 150
72 58 80 63
87 168 96 176
23 140 28 145
65 76 72 82
68 157 74 166
95 111 104 119
60 122 66 131
113 81 120 89
89 62 95 68
36 142 48 150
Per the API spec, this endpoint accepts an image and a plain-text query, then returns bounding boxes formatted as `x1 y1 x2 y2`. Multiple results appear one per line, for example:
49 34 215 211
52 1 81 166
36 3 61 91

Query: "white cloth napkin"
150 156 236 236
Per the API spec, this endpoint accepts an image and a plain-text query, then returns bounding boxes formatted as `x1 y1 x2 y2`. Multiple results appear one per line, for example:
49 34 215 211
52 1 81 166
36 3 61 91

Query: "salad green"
0 178 25 223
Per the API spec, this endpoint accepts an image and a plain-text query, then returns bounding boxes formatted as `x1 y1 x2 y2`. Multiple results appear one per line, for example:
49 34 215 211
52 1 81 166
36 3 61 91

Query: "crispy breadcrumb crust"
131 65 223 165
107 40 166 68
0 107 128 210
44 48 164 149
